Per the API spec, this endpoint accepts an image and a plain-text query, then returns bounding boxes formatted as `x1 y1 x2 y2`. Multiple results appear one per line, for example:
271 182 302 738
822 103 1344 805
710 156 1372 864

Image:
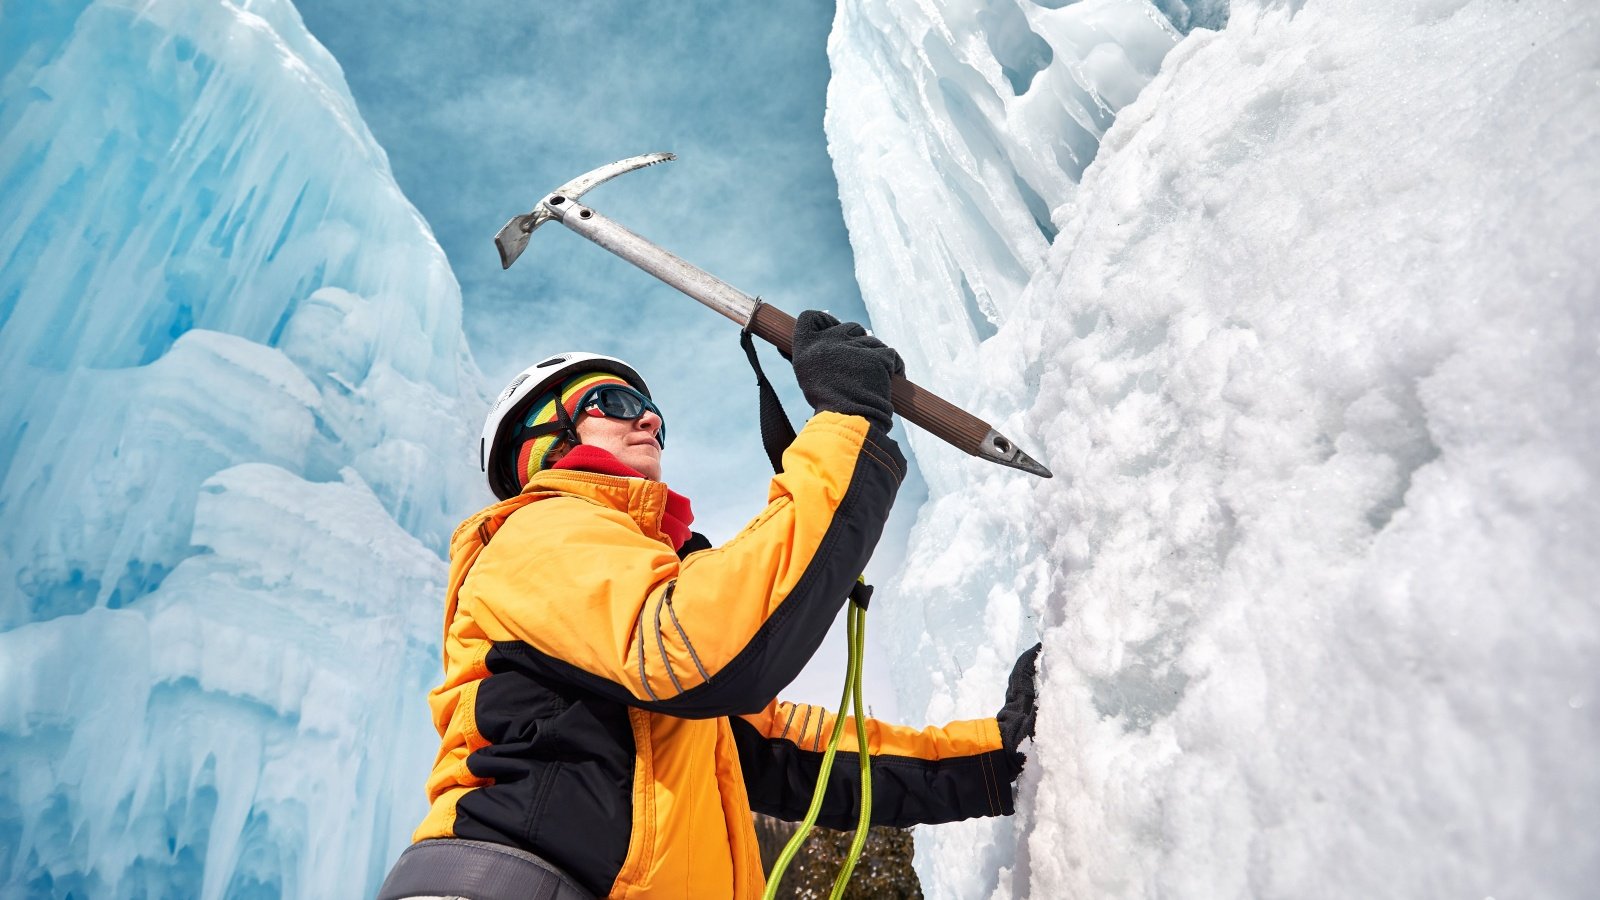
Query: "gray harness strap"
376 839 594 900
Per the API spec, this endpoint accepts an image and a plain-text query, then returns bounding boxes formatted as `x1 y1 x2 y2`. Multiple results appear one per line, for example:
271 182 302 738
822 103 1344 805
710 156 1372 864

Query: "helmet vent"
494 373 530 408
536 356 567 368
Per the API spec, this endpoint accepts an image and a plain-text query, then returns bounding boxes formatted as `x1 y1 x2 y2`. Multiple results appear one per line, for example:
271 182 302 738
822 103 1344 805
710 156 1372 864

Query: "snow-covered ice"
0 0 484 895
828 0 1599 897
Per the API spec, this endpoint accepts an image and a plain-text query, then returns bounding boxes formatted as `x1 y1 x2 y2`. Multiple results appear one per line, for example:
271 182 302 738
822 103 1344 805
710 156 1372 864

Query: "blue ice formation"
0 0 485 895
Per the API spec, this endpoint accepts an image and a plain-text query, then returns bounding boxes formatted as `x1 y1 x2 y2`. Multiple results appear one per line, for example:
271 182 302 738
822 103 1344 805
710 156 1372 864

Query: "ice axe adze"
494 152 1052 479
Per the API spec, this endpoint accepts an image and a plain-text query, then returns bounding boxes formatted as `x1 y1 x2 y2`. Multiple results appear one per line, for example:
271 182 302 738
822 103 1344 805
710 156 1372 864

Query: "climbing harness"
741 325 874 899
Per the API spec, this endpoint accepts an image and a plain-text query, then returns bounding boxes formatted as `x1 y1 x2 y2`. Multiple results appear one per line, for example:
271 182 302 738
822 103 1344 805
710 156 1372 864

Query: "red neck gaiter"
552 446 695 550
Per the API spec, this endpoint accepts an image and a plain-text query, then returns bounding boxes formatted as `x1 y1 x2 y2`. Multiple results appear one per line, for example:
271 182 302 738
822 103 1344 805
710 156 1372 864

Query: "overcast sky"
299 0 924 712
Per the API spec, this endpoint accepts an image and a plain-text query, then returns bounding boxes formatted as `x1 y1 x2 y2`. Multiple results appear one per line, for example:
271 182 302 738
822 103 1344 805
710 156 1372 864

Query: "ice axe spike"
494 153 1053 479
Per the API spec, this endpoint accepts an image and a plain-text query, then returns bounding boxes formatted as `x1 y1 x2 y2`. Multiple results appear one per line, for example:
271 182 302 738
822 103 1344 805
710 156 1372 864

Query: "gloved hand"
790 310 905 432
996 643 1041 754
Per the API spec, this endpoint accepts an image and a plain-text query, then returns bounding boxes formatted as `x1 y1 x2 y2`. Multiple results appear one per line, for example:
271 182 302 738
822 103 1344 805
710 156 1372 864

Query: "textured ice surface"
0 0 483 895
828 0 1599 897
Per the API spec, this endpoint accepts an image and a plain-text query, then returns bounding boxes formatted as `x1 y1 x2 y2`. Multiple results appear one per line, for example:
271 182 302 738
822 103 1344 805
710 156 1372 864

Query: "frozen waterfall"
0 0 484 895
827 0 1599 897
4 0 1598 896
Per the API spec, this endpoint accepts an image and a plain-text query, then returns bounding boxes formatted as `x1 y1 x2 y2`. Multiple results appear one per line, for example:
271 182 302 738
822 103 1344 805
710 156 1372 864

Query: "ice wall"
827 0 1599 897
0 0 484 895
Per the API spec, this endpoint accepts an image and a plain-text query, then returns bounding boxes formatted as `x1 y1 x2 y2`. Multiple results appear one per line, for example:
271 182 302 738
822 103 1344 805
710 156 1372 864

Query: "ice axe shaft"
495 156 1051 478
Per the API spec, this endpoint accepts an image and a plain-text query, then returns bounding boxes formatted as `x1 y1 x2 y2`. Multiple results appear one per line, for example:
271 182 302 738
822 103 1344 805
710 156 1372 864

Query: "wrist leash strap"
741 323 874 899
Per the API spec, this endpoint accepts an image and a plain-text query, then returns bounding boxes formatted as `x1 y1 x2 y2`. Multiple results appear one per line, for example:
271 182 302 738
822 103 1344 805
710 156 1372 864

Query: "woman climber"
377 311 1039 900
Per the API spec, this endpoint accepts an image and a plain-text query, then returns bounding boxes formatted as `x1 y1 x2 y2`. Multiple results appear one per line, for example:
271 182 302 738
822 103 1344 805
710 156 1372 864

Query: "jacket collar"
439 463 675 667
521 466 675 546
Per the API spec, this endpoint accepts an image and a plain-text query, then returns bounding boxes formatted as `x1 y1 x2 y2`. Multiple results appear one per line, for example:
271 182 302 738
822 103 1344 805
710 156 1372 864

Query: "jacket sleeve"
461 412 906 717
731 700 1024 828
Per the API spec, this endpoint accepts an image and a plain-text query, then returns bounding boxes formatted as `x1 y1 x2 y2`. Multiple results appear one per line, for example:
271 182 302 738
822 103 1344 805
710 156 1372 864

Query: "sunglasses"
576 384 666 448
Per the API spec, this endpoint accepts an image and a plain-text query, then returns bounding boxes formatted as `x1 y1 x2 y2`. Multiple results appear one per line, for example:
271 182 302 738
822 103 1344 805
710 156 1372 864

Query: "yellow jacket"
414 413 1020 898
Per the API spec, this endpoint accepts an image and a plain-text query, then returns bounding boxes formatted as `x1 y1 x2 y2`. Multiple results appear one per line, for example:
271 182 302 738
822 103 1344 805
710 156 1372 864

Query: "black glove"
790 310 905 432
996 643 1041 754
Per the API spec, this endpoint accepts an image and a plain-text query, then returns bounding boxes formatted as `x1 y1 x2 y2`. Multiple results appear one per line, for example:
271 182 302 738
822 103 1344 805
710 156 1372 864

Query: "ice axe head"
494 151 676 269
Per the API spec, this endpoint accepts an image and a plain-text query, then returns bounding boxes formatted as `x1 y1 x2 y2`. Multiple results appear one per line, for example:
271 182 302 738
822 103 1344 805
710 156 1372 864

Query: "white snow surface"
0 0 484 896
828 0 1599 897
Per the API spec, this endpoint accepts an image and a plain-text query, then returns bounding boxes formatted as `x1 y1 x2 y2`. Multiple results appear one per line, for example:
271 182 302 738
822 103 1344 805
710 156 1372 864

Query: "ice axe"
495 152 1052 478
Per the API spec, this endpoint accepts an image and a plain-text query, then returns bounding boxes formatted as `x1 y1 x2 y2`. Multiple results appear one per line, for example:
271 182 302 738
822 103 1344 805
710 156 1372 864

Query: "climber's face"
573 402 664 480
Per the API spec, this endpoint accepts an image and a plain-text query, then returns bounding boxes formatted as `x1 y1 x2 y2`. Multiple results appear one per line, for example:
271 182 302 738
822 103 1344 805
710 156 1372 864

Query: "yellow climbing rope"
762 598 873 899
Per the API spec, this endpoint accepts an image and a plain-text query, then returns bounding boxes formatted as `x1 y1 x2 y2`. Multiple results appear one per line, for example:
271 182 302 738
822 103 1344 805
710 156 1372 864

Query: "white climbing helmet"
480 351 652 500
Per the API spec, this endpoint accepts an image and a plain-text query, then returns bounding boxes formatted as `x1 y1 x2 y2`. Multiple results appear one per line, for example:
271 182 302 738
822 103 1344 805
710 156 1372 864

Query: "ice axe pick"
495 152 1052 478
